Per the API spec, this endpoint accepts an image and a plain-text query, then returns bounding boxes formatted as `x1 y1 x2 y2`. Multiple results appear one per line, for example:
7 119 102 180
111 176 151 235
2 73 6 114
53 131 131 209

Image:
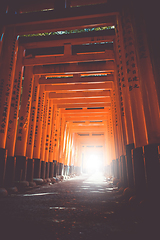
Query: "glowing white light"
85 154 102 173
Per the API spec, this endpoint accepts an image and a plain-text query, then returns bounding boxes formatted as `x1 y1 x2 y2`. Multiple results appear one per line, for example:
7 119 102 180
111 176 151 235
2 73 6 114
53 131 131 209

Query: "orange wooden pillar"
14 66 34 182
0 27 18 188
5 46 25 187
131 8 160 194
53 108 61 175
118 9 148 194
62 123 68 176
44 100 53 179
48 105 57 177
25 75 40 182
114 15 136 187
40 93 49 179
58 114 66 175
33 85 45 179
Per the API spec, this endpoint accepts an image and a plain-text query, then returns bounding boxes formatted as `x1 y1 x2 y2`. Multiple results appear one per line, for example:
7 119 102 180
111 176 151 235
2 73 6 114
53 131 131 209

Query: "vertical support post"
40 93 49 179
14 66 34 181
26 75 40 182
44 100 53 179
5 46 24 187
0 27 18 187
33 85 45 178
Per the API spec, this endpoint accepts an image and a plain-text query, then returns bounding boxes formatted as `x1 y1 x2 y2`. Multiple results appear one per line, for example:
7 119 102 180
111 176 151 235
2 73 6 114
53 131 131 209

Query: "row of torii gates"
0 0 160 197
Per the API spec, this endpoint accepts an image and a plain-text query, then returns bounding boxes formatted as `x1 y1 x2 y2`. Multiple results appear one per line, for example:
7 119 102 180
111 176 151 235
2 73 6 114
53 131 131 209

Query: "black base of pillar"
126 143 134 188
45 162 49 179
59 163 64 175
143 144 160 195
41 161 46 179
132 147 146 198
34 159 41 178
49 162 54 178
116 158 120 179
26 159 34 182
53 160 57 177
121 155 128 188
4 156 16 187
15 156 28 182
0 148 7 187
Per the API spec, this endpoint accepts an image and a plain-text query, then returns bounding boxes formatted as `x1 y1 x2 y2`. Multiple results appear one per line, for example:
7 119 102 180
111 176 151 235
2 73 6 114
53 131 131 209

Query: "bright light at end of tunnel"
86 154 102 173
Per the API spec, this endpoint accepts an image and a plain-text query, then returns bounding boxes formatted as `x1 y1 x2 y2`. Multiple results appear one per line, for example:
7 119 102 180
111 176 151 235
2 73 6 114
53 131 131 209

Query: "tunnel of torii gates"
0 0 160 197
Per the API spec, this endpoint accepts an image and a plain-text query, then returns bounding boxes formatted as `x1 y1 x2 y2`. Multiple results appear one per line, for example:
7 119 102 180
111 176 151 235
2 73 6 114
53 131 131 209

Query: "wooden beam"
20 34 114 49
70 126 106 131
39 75 114 84
65 116 107 121
23 51 114 66
14 13 116 35
33 61 114 75
52 97 111 104
49 90 111 99
45 82 113 92
57 103 110 108
61 107 109 114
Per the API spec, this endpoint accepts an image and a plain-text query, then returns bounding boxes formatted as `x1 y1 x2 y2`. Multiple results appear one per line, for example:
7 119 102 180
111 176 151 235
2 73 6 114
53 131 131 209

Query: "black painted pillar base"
26 159 34 182
49 162 54 178
143 144 160 196
15 156 28 182
116 158 120 179
0 148 7 187
56 162 59 176
59 163 64 175
132 147 146 198
4 156 16 187
53 160 57 177
121 155 128 188
119 156 123 182
126 143 134 188
45 162 49 179
34 159 41 178
41 161 46 179
64 165 67 176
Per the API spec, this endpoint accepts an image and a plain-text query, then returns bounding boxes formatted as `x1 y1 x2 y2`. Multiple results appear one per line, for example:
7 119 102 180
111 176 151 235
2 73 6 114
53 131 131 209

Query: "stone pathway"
0 172 159 240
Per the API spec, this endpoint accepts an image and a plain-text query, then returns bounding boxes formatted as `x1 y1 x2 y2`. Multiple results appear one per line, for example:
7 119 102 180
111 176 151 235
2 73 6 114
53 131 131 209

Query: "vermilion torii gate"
0 0 160 198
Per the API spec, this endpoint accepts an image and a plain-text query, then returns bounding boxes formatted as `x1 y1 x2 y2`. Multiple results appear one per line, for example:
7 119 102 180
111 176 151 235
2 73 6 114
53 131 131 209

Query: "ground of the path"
0 172 159 240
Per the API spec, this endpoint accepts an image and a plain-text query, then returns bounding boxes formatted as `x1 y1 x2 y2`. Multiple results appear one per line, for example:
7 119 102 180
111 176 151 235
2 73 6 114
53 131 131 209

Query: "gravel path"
0 172 158 240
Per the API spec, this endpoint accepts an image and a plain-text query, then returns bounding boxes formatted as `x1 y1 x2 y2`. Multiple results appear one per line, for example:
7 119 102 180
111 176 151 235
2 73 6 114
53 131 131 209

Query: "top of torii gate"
1 0 121 147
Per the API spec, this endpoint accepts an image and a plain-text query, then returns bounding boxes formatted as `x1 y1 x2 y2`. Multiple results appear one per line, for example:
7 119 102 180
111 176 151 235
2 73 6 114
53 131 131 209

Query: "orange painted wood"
45 82 113 91
15 13 116 35
15 66 34 156
23 51 114 66
26 75 40 159
33 85 45 159
49 105 57 162
0 27 18 149
6 46 25 156
21 35 114 49
49 90 111 99
44 100 53 162
39 75 114 84
40 93 49 161
121 12 148 148
33 61 114 75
